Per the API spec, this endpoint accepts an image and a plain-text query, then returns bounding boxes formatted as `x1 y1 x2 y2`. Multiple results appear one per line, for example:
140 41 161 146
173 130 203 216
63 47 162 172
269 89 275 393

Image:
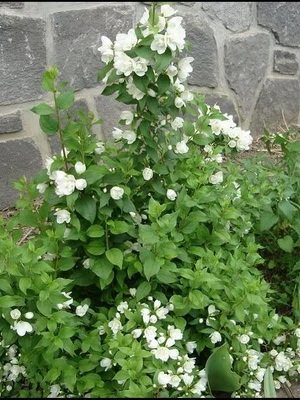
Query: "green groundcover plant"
1 2 300 398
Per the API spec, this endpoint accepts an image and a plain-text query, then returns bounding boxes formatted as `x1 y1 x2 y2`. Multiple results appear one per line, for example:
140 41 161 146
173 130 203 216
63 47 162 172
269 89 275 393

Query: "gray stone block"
0 111 23 134
274 50 298 75
250 78 300 137
0 15 46 105
202 2 252 33
258 2 300 47
52 5 134 91
225 32 270 120
185 14 218 88
94 94 130 140
0 138 43 209
0 2 24 8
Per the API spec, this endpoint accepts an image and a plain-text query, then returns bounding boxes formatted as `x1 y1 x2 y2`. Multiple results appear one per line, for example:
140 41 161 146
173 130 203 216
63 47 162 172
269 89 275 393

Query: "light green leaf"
31 103 55 115
86 225 105 238
205 343 241 392
56 91 75 110
106 248 123 269
263 366 276 398
139 224 160 245
0 295 25 308
277 235 294 253
259 211 279 231
19 277 31 294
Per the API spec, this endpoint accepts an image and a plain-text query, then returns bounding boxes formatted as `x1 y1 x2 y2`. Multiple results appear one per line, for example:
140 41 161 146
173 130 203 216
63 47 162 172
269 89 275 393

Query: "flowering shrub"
1 2 300 398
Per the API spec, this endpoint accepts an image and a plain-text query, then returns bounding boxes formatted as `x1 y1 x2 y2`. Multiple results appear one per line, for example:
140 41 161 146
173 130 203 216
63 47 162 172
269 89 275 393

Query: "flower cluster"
97 295 209 397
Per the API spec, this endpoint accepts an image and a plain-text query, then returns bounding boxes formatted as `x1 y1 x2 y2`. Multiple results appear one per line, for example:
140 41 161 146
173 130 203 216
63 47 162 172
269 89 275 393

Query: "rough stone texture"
225 32 270 120
48 98 90 155
202 2 252 33
0 2 24 8
0 138 43 209
0 15 46 105
203 93 239 123
257 2 300 47
274 50 298 75
0 111 23 134
184 14 218 88
52 5 134 91
250 78 300 137
95 93 130 140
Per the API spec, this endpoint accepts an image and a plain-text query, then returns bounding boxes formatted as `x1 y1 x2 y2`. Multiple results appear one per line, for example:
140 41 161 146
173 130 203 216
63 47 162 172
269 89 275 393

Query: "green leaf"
277 235 294 253
278 200 297 220
92 257 114 280
83 165 106 184
97 61 114 82
155 47 172 71
31 103 55 115
101 83 121 96
139 224 160 245
75 196 96 223
19 277 31 294
147 96 159 115
86 225 105 238
0 295 25 308
135 281 152 302
144 256 164 281
56 91 75 110
42 71 56 92
263 366 276 398
0 279 13 295
205 343 240 392
133 74 148 93
39 115 59 135
148 197 167 220
259 211 279 231
134 46 156 60
106 248 123 269
156 74 170 94
86 240 105 256
189 290 209 309
108 220 130 235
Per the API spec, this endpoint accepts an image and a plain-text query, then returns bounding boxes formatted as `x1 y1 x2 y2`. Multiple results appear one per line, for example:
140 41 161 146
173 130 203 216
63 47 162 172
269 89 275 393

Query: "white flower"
95 141 106 154
47 384 61 398
169 374 181 388
57 291 73 310
161 4 177 17
209 331 222 344
100 357 112 371
275 352 293 372
126 78 145 100
144 326 157 342
174 96 185 108
123 130 137 144
108 317 123 335
166 16 186 52
175 140 189 154
98 36 114 64
158 371 171 386
129 288 137 297
75 178 87 191
142 167 153 181
112 127 124 140
295 328 300 338
120 110 134 125
178 57 194 82
168 325 183 341
114 52 136 76
209 171 223 185
12 321 33 336
117 301 129 314
10 309 21 320
74 161 86 175
182 373 194 386
152 346 171 362
167 189 177 201
156 307 169 319
171 117 184 130
45 156 55 177
53 171 76 197
141 307 151 324
132 328 143 339
151 34 168 54
110 186 124 200
54 209 71 224
24 312 34 319
238 334 250 344
83 258 91 269
186 341 197 354
114 28 137 52
133 57 148 76
273 334 286 345
248 380 261 392
37 182 48 194
76 304 89 317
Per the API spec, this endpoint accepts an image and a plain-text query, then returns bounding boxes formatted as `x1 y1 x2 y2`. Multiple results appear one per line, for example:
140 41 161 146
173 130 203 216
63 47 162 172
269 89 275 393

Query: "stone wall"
0 1 299 209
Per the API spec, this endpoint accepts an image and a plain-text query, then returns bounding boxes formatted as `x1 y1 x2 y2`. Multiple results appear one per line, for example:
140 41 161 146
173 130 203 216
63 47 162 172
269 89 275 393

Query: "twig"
17 228 36 245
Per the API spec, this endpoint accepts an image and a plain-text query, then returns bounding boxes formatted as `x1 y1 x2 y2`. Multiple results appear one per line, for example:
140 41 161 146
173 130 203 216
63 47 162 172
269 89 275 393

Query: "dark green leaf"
39 115 59 135
75 196 96 223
